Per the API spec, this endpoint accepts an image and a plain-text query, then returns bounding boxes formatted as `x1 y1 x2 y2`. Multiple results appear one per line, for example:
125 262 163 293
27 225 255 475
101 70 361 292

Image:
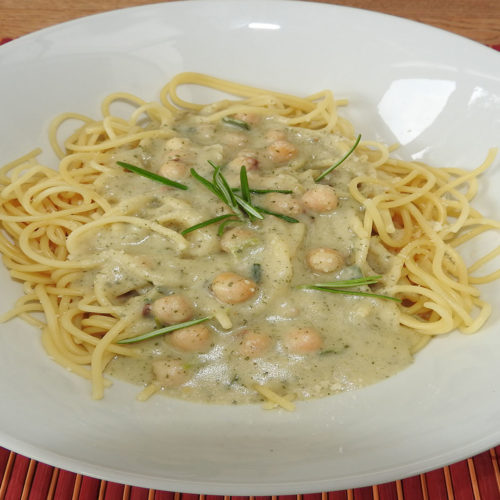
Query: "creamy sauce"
71 112 420 404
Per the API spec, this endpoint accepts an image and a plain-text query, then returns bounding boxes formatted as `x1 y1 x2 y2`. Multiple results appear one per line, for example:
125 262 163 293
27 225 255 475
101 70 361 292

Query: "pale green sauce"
72 113 421 404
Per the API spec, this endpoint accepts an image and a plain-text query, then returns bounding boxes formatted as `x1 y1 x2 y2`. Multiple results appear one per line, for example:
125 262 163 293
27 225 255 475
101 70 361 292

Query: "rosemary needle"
239 165 252 204
315 134 362 182
255 205 299 223
299 275 401 302
217 217 242 236
222 116 250 130
117 316 211 344
232 188 293 195
184 162 298 235
181 214 236 235
117 161 188 190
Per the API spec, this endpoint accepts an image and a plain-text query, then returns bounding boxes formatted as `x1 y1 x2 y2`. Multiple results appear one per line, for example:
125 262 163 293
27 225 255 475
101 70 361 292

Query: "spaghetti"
0 73 498 404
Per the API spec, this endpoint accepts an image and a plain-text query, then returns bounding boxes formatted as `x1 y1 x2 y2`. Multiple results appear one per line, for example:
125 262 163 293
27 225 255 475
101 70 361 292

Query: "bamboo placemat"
1 36 500 500
0 445 499 499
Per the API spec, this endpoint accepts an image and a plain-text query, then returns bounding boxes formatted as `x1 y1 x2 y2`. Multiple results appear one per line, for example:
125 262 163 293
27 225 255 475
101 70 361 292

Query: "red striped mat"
0 34 499 500
0 445 499 499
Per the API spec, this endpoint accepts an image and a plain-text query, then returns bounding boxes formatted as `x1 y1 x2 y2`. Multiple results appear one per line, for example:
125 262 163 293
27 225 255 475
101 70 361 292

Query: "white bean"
306 247 344 273
169 324 212 352
151 295 193 325
284 327 323 354
301 185 338 213
226 154 259 173
211 272 257 304
238 330 271 357
262 192 303 217
267 140 298 163
158 160 188 180
152 358 189 387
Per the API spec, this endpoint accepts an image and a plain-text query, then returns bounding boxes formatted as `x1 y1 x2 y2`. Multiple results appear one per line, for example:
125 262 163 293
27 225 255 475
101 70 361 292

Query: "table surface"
1 1 500 499
0 0 500 46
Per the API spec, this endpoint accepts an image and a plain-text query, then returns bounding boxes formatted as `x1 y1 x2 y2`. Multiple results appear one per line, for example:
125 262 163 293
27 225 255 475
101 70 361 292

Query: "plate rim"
0 0 499 494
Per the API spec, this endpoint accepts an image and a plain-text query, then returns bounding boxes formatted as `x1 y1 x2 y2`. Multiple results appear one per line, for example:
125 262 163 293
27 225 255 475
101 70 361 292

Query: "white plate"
1 0 499 495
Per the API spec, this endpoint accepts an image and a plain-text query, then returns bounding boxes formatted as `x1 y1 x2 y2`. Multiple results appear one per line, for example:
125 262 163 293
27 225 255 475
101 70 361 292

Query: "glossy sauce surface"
72 112 420 404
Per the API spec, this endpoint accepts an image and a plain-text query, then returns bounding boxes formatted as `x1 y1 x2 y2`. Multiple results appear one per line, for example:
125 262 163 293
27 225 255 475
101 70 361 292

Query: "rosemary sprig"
117 316 211 344
181 214 236 236
212 162 240 213
117 161 188 190
217 217 242 236
239 165 252 204
190 167 224 199
304 286 400 301
222 116 250 130
193 161 264 221
315 134 362 182
255 205 299 223
233 188 293 195
299 275 401 302
314 275 382 288
237 165 264 221
184 162 299 234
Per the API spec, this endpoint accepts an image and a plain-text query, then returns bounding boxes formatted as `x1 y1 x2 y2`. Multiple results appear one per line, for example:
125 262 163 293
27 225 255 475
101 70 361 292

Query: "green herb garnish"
251 263 262 283
183 162 299 234
222 116 250 130
190 163 263 221
299 275 401 302
315 134 362 182
255 205 300 223
117 316 211 344
239 164 252 204
233 188 293 195
181 214 236 236
217 218 243 236
117 161 188 190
